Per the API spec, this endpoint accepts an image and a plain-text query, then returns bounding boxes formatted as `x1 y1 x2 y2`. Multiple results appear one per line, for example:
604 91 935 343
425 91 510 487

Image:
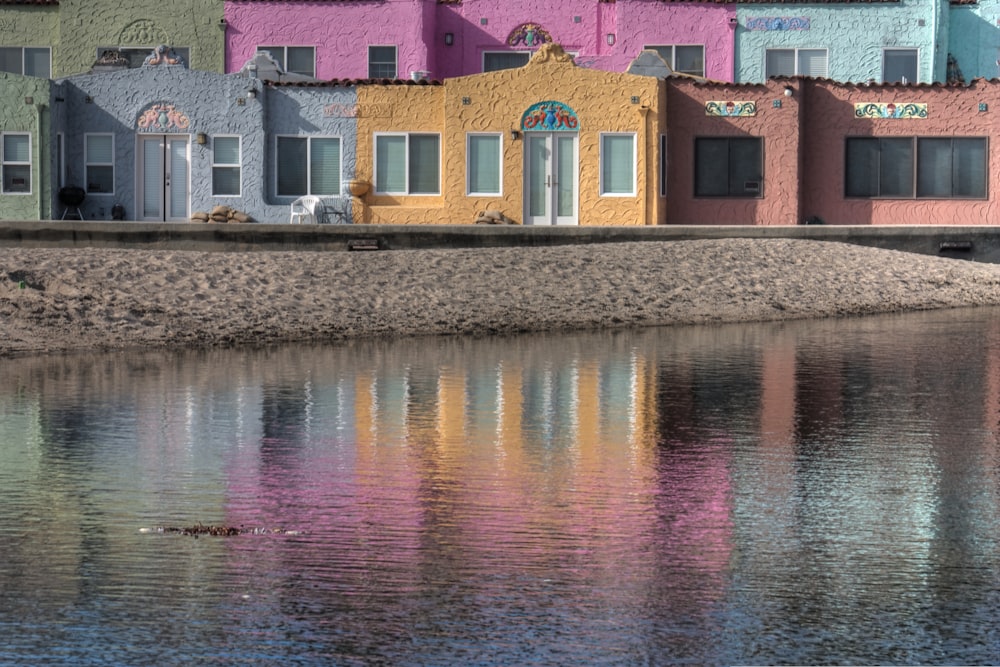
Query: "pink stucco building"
224 0 735 81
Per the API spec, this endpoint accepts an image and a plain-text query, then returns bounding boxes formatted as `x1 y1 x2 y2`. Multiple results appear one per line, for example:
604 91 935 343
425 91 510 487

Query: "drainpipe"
638 105 650 225
35 102 44 220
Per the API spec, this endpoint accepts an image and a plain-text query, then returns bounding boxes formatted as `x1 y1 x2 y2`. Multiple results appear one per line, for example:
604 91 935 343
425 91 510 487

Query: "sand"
2 238 1000 357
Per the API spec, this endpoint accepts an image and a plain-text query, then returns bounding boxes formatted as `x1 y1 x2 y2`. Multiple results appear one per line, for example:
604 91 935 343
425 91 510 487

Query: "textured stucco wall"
56 0 224 76
665 79 803 226
354 83 446 224
434 0 733 79
948 2 1000 82
355 46 663 226
802 79 1000 226
262 84 358 224
0 5 58 69
0 74 54 221
58 66 264 221
225 0 428 79
735 3 937 83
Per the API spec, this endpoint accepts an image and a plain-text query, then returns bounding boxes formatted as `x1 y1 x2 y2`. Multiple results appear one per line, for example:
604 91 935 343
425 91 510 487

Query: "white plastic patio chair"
289 195 322 224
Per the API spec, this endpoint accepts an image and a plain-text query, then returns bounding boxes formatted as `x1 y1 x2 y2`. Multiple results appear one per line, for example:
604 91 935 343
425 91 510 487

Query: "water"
3 308 1000 665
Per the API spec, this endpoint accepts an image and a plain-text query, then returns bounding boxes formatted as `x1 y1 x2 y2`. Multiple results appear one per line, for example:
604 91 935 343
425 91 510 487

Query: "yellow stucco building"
354 44 665 226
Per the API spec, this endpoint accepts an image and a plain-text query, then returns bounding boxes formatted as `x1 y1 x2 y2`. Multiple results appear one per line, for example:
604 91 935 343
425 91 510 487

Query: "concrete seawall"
2 221 1000 262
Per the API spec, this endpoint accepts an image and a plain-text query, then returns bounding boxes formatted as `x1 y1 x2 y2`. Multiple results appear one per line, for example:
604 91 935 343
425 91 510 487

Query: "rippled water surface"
5 309 1000 665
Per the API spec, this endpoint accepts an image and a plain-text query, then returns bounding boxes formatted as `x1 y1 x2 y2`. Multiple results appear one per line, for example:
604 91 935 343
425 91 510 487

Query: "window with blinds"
0 47 50 78
375 133 440 195
483 52 531 73
276 136 341 197
600 133 636 196
467 134 501 196
845 137 987 199
644 45 705 77
765 48 828 78
257 46 315 78
85 134 114 194
2 133 30 194
368 46 397 79
694 137 763 197
212 136 241 197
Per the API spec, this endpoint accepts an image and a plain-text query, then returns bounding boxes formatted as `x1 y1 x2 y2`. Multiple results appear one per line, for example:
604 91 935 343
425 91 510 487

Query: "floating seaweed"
139 524 305 537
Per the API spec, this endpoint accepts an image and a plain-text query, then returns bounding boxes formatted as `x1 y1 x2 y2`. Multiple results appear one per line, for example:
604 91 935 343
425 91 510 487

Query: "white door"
524 132 578 226
137 135 190 221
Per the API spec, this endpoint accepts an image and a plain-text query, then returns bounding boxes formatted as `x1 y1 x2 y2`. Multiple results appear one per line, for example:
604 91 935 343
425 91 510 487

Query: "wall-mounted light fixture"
510 129 521 141
783 86 794 97
728 16 738 27
219 17 227 27
247 84 258 99
196 132 208 145
444 32 454 46
606 33 616 46
23 96 32 105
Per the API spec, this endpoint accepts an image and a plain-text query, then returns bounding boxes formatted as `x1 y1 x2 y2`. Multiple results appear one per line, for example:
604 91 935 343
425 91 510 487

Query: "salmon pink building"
667 76 997 226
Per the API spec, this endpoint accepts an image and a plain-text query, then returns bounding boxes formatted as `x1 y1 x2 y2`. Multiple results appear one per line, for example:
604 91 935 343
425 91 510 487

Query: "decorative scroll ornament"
143 45 186 67
119 19 168 46
136 103 191 132
746 17 811 31
507 23 552 48
521 101 579 131
705 100 758 117
854 102 928 119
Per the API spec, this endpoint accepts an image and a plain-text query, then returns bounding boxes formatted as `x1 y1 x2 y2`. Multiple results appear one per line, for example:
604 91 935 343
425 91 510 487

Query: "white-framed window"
257 46 315 77
1 133 31 194
845 137 987 199
765 48 828 78
695 137 763 198
95 46 190 69
375 133 440 195
483 51 532 72
883 48 918 84
85 133 114 195
275 136 341 197
466 133 502 196
644 45 704 77
368 45 397 78
212 135 241 197
600 133 636 196
0 47 50 78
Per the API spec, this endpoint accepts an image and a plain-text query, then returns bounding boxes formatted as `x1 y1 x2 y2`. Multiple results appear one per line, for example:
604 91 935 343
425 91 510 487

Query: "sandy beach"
3 238 1000 357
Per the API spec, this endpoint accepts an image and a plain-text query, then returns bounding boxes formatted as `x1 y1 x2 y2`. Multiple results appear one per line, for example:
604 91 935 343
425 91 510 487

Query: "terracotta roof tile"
266 77 442 87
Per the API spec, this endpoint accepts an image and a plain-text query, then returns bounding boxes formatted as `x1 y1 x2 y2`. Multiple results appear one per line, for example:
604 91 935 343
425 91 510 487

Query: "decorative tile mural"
705 101 757 117
854 102 928 119
746 17 810 31
507 23 552 48
521 101 579 131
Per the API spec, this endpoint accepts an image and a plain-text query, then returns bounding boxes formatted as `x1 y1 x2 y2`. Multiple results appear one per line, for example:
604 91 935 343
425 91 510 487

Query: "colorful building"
41 49 357 223
0 0 223 78
353 43 665 226
1 0 998 84
734 0 944 84
667 76 997 226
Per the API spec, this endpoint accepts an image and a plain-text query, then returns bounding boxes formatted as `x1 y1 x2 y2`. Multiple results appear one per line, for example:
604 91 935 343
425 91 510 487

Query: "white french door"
137 135 190 221
524 132 578 226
